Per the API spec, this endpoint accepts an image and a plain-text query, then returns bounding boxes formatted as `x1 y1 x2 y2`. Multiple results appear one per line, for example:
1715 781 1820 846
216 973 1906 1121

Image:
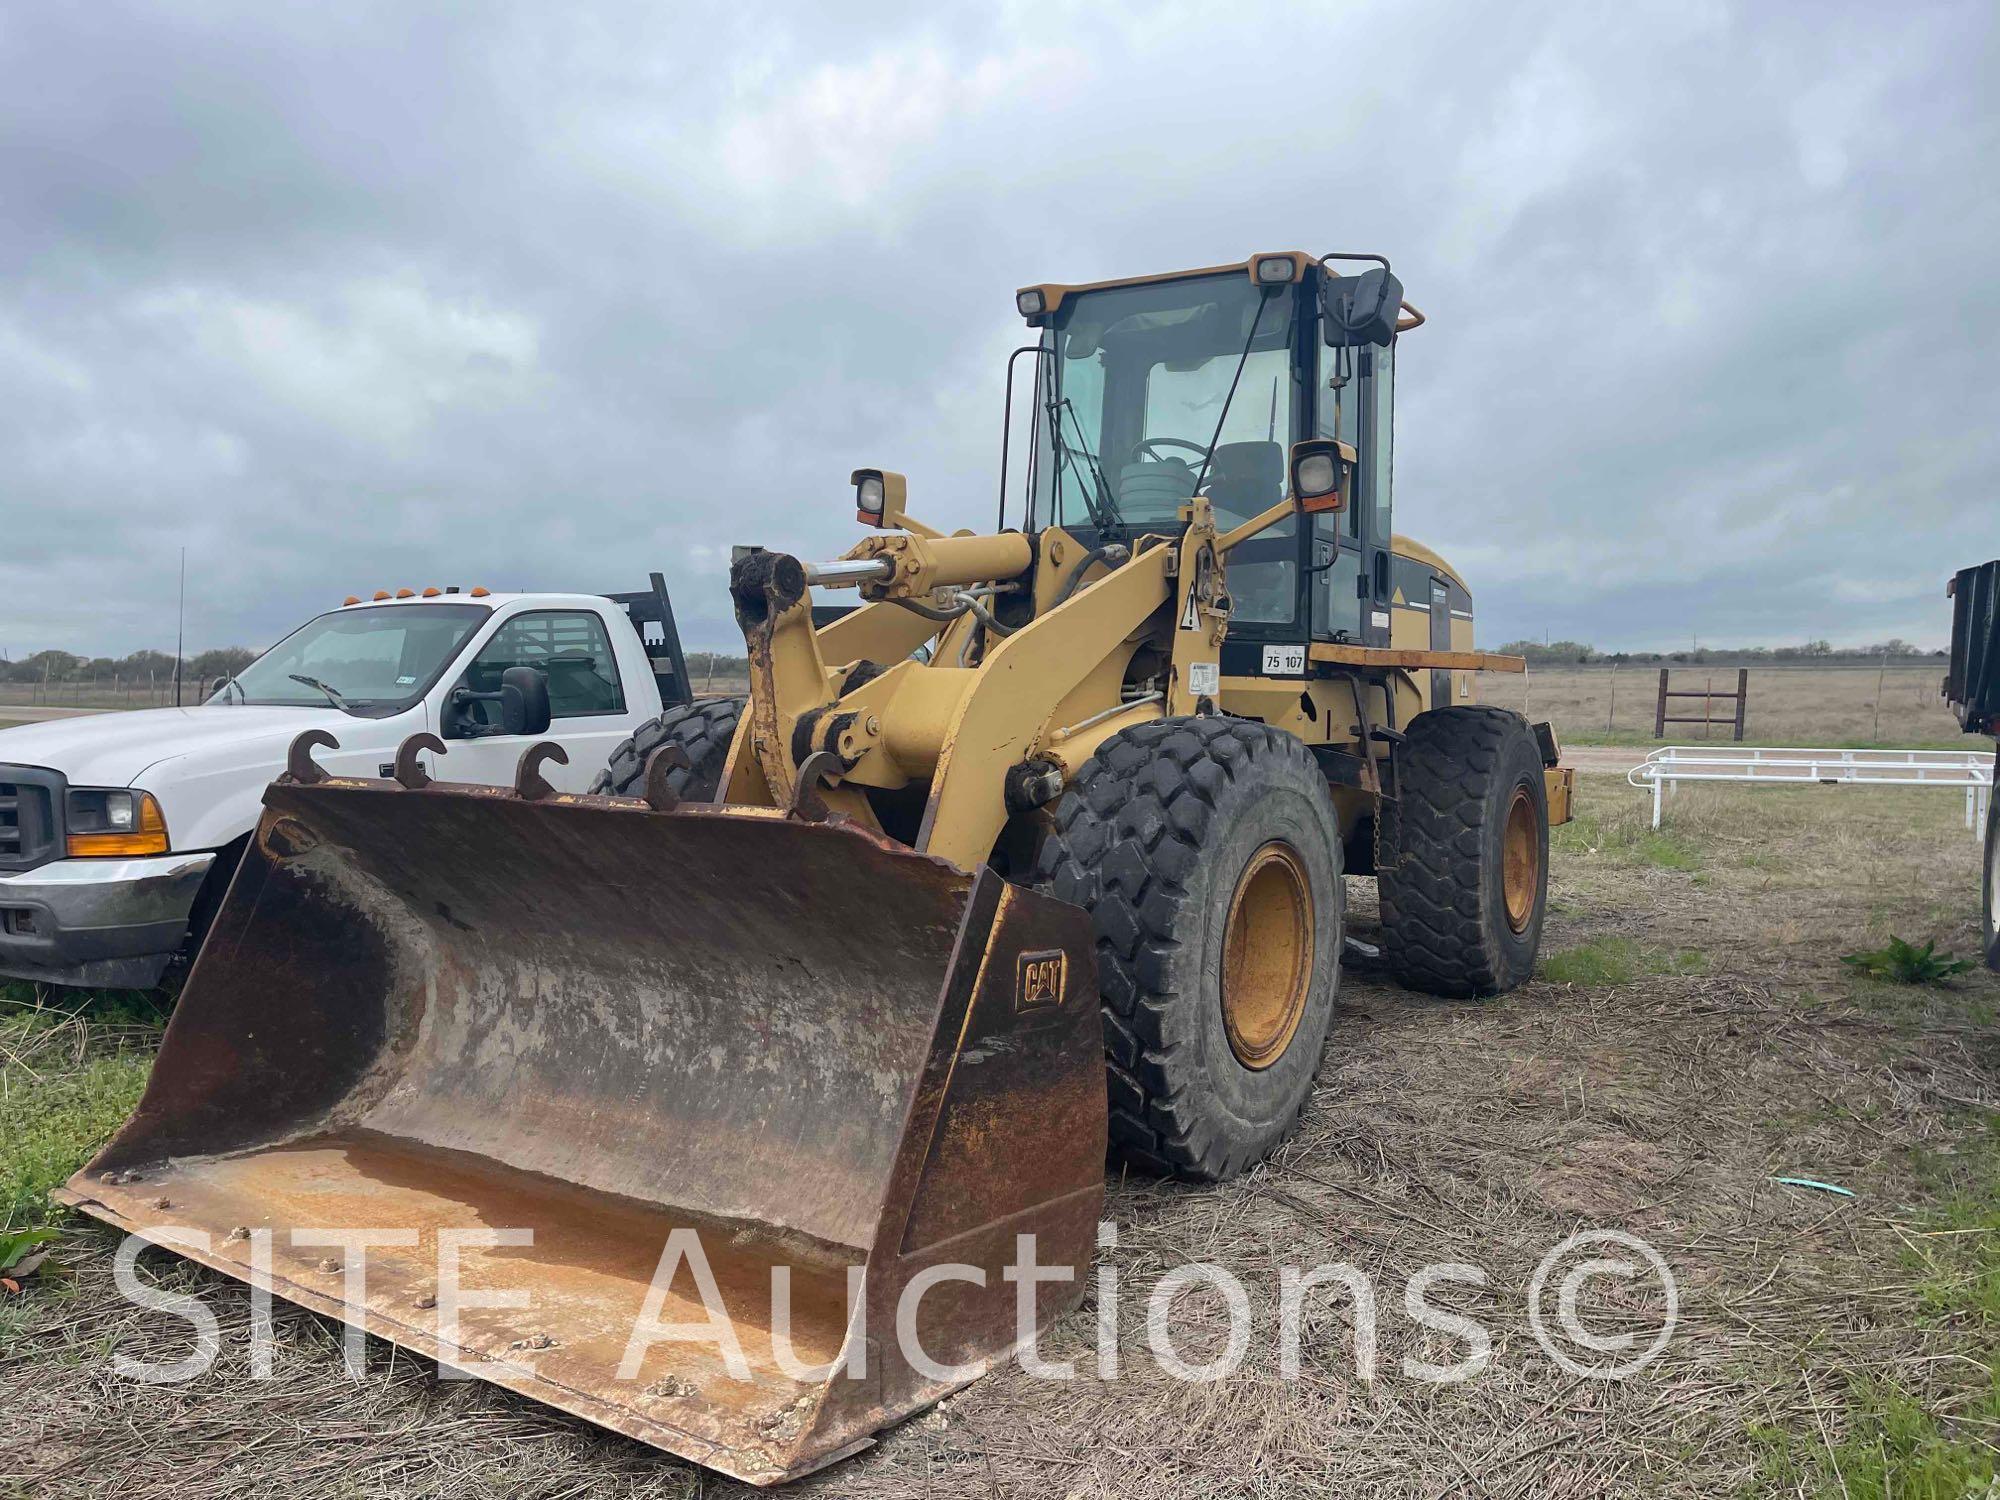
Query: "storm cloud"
1 0 1993 657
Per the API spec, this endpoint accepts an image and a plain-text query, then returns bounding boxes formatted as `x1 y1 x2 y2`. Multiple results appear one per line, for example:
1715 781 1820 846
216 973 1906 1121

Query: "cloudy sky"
2 0 1994 660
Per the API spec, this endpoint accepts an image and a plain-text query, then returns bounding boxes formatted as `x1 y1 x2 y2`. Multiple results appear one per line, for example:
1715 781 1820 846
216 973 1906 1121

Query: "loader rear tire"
590 697 744 802
1035 716 1344 1181
1376 705 1548 998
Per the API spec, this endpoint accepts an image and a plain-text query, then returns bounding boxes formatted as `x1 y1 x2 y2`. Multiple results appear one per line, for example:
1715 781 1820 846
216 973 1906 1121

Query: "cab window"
464 610 625 719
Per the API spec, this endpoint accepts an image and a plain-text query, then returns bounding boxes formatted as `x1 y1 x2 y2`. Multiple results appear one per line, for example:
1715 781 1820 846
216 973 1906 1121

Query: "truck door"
438 609 632 791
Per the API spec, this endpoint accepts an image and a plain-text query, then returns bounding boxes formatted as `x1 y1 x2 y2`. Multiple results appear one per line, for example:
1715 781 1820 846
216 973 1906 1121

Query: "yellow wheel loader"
60 250 1573 1485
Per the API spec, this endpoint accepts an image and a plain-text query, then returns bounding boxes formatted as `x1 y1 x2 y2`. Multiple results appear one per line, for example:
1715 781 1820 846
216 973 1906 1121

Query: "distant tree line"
0 646 257 686
3 645 749 689
1495 638 1945 666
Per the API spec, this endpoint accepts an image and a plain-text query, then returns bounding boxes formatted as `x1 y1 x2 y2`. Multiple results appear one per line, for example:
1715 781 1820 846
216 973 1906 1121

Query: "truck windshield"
1034 272 1299 535
217 604 489 714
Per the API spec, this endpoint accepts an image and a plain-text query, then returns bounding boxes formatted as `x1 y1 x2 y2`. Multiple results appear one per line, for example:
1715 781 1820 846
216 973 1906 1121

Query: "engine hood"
0 706 356 788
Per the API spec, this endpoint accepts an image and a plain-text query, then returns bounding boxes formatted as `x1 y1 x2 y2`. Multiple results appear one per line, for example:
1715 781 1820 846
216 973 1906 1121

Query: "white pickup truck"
0 578 692 989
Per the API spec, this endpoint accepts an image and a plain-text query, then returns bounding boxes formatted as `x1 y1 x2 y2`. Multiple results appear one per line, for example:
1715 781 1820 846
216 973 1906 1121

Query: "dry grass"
4 779 1998 1498
1482 665 1966 748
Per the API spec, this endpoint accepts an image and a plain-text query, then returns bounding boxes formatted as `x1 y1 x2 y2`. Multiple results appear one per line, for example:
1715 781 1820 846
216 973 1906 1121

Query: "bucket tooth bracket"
642 744 693 811
283 730 340 785
514 741 569 801
393 733 448 789
789 749 840 822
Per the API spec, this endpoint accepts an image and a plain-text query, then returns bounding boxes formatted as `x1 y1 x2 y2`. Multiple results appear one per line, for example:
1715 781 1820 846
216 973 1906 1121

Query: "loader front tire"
590 696 744 802
1035 716 1344 1181
1376 705 1549 998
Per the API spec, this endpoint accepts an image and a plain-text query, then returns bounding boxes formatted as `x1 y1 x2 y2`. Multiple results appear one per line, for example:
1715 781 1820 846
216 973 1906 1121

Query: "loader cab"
1022 254 1401 667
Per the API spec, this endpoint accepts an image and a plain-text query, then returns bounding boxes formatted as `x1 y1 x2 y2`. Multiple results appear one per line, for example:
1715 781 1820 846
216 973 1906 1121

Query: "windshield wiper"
209 675 246 704
1048 398 1125 538
287 673 351 711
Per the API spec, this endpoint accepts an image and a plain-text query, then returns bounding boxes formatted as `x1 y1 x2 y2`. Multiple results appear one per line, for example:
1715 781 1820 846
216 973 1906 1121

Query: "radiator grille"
0 782 18 860
0 768 60 871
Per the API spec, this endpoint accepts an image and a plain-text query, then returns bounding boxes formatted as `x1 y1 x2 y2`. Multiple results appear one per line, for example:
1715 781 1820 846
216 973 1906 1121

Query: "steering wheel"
1131 436 1209 464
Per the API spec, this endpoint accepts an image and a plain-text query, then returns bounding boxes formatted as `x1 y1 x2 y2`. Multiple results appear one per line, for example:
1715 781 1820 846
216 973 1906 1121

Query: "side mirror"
1289 439 1356 515
1320 266 1404 349
498 666 552 736
446 665 552 738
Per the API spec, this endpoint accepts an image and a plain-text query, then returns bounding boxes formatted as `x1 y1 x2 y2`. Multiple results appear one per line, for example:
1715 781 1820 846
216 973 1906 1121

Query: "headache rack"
602 571 693 709
1946 559 2000 736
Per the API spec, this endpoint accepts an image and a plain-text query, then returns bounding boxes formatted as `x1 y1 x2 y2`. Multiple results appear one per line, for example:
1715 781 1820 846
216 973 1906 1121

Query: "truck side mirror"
446 665 553 739
498 666 552 737
1320 267 1404 348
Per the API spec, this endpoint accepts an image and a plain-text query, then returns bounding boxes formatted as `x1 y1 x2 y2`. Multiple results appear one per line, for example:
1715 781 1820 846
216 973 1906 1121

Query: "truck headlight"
65 789 169 857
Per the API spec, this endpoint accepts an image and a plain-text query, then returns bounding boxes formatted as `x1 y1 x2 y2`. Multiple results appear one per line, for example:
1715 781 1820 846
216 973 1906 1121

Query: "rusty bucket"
57 765 1104 1485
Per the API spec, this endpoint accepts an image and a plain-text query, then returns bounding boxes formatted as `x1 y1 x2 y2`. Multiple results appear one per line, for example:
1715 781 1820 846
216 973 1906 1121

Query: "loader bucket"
56 772 1105 1486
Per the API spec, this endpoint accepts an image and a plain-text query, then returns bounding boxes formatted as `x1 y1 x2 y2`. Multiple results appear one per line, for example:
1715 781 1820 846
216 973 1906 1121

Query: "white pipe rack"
1628 745 1994 835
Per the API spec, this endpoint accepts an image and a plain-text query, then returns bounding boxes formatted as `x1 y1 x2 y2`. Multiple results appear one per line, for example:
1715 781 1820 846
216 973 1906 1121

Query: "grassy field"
1482 664 1966 748
4 778 1998 1497
0 685 184 712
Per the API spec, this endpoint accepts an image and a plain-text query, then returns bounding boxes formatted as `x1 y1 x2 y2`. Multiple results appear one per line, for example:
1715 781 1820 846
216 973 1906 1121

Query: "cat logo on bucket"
1016 950 1068 1011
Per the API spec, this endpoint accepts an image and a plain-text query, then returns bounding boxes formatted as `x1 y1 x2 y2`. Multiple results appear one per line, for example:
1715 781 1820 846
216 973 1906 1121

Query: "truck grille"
0 767 61 872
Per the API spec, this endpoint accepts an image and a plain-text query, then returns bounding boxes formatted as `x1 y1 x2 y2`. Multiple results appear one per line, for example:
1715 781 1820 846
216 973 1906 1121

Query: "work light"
1288 438 1351 514
854 470 887 525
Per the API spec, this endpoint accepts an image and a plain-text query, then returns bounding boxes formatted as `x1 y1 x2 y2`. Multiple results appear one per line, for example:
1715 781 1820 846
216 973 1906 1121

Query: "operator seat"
1115 456 1197 525
1202 441 1284 526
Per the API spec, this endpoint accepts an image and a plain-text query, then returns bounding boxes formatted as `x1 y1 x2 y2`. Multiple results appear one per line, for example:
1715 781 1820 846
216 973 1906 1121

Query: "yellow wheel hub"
1502 786 1540 934
1221 841 1315 1070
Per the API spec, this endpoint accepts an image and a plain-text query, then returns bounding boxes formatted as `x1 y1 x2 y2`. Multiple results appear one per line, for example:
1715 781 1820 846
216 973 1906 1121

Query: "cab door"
1313 329 1392 647
435 608 632 792
1357 342 1395 648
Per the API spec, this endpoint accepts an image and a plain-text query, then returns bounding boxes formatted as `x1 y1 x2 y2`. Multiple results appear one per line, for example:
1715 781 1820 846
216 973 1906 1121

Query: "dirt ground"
6 774 1998 1499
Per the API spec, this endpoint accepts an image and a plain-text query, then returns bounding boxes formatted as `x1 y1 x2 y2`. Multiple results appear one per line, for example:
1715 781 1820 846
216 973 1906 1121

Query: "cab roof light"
373 590 392 601
396 587 416 599
469 586 490 598
342 595 361 606
422 586 442 597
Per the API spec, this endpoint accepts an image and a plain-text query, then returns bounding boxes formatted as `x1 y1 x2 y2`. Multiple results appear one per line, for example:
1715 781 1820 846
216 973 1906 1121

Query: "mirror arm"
1395 299 1426 333
1214 495 1299 554
445 685 501 739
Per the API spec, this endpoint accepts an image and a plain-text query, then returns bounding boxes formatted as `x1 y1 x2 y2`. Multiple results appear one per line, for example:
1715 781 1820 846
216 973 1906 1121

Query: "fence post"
1654 668 1668 738
1733 669 1748 741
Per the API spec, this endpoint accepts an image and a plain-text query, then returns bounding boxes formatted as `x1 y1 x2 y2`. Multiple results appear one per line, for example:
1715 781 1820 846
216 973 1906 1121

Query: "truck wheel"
1983 764 1998 972
1035 716 1344 1181
590 697 744 802
1377 705 1548 998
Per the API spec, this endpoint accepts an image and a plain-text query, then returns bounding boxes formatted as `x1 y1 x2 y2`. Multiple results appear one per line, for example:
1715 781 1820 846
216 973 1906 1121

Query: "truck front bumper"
0 853 215 989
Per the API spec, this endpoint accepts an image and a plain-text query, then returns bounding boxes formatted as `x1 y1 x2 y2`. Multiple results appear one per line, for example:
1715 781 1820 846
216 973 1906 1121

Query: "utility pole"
173 546 186 708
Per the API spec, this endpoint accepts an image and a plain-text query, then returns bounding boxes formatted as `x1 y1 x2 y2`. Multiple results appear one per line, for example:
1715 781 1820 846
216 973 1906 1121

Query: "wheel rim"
1221 841 1315 1070
1502 786 1540 935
